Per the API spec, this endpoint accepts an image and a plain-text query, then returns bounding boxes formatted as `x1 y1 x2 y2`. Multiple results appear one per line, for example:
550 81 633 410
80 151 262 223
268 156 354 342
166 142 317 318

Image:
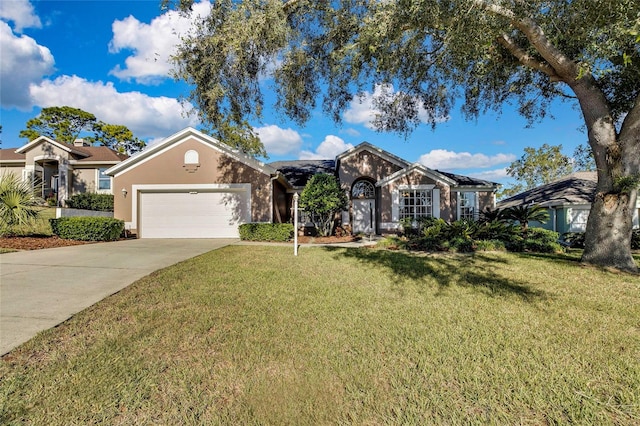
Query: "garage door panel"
140 191 248 238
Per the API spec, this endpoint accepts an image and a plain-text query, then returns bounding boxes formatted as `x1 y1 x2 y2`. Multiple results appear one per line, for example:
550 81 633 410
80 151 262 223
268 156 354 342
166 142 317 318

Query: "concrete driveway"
0 238 235 355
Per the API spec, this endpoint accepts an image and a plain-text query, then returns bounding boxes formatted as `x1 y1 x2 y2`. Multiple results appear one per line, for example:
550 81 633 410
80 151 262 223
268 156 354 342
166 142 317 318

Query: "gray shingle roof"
435 170 500 187
497 172 597 209
269 160 336 187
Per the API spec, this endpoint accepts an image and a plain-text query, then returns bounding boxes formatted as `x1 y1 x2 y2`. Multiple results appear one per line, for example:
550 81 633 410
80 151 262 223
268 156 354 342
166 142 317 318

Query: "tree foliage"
167 0 640 271
20 106 145 154
502 143 573 197
572 143 596 172
299 173 348 236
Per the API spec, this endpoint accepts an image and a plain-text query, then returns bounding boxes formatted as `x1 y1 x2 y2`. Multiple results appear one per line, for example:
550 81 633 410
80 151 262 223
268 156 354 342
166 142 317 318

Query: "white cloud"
0 21 54 109
0 0 41 32
254 124 303 156
29 75 198 139
343 84 449 129
109 0 211 83
467 168 510 183
340 127 361 137
299 135 353 160
418 149 516 170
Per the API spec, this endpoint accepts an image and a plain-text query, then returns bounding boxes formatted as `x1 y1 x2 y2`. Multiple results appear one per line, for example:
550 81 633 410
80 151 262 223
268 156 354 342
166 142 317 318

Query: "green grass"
1 207 56 236
1 246 639 424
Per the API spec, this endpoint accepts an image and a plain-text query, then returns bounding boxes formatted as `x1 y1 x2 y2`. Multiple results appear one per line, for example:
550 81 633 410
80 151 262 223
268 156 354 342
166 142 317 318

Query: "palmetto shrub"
0 173 40 235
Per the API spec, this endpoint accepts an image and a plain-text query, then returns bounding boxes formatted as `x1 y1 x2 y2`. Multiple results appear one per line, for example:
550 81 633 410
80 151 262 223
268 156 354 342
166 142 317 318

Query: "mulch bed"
296 235 361 244
0 236 93 251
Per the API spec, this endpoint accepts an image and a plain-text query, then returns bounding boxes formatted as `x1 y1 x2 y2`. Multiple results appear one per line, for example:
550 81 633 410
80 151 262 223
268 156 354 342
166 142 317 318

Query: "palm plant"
479 207 507 224
504 204 550 233
0 173 41 235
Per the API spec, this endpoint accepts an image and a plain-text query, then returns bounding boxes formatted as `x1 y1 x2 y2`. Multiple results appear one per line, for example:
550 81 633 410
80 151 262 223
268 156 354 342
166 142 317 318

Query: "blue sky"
1 0 588 185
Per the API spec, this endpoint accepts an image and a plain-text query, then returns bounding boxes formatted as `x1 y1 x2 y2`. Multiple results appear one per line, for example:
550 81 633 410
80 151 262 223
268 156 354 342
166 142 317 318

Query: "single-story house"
105 127 499 238
0 136 128 204
497 171 640 234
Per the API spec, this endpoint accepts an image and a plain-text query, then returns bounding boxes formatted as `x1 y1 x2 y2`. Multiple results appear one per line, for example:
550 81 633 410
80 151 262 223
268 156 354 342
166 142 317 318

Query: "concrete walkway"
0 239 235 355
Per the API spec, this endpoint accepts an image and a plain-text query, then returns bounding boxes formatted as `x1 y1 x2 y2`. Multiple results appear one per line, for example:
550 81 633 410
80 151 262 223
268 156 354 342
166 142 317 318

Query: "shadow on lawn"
328 248 549 302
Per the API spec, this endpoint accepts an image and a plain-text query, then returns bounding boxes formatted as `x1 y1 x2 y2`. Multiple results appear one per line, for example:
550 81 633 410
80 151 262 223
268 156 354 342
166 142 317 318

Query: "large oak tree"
167 0 640 272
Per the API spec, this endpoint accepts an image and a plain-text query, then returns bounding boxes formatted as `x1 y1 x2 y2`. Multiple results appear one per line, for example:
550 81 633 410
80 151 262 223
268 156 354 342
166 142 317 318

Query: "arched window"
184 150 199 164
351 180 375 199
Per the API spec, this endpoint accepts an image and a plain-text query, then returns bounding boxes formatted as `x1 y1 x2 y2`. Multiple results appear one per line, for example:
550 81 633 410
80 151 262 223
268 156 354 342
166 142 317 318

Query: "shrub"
475 239 507 252
0 173 40 234
448 236 475 253
299 174 348 236
239 223 294 242
65 193 114 211
523 228 564 253
50 217 124 241
562 232 585 248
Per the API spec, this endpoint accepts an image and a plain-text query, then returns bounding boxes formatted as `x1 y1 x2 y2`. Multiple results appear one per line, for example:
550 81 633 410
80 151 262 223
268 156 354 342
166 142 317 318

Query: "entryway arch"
351 178 376 234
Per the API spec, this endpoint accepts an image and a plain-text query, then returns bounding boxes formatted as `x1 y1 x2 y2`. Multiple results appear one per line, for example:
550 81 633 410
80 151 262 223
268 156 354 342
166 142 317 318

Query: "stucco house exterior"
105 127 499 238
0 136 128 205
497 171 640 234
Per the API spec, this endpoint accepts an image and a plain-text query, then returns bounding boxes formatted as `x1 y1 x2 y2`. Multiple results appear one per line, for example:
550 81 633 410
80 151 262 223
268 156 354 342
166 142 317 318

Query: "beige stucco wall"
72 168 97 194
0 165 25 179
112 137 272 231
338 150 404 190
24 142 70 164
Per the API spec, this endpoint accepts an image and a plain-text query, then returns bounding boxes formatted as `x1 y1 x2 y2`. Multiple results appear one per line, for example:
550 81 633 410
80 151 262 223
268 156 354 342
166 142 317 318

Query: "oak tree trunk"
572 78 639 273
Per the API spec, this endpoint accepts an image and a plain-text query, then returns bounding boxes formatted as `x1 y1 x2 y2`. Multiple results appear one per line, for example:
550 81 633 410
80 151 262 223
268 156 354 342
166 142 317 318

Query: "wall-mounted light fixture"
121 188 128 198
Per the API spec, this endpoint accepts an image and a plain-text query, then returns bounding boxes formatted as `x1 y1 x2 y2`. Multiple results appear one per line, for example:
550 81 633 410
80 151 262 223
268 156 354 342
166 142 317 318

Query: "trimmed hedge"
239 223 294 242
50 217 124 241
65 193 114 211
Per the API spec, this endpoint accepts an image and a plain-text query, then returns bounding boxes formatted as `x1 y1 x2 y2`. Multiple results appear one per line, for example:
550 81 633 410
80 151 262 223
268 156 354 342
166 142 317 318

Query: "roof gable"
15 136 89 157
376 163 458 187
105 127 276 177
336 142 409 169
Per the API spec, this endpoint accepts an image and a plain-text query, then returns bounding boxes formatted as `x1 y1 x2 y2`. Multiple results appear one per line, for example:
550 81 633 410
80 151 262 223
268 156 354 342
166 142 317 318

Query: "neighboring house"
106 127 499 238
0 136 128 205
497 171 640 234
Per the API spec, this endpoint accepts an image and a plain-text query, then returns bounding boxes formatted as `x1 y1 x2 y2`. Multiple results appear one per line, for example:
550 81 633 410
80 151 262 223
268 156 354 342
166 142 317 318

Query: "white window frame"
568 207 590 232
393 185 440 221
184 150 199 164
96 168 112 193
457 191 479 221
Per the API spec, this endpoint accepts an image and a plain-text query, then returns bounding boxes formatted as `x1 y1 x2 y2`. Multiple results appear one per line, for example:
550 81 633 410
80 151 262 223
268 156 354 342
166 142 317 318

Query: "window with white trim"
352 180 375 199
400 189 432 220
184 150 199 164
568 208 590 232
459 192 476 221
98 168 111 191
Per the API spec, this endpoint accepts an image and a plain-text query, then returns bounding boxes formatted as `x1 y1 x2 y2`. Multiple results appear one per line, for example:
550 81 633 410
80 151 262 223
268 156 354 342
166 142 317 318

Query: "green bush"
523 228 564 253
562 232 585 248
239 223 294 242
65 193 114 211
448 236 475 253
50 217 124 241
475 239 507 252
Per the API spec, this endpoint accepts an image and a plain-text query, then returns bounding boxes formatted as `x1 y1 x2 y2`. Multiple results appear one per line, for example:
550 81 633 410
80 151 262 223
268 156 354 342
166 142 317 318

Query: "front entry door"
353 199 376 234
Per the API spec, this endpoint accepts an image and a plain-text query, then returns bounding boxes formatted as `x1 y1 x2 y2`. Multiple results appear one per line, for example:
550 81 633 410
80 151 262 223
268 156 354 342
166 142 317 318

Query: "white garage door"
139 190 249 238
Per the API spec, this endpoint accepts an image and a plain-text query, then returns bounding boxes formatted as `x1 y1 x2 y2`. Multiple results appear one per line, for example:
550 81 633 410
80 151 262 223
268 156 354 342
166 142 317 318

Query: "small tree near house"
299 174 348 237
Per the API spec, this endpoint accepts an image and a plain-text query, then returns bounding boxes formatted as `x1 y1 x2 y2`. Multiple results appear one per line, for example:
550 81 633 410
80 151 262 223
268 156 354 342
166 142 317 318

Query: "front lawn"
1 246 639 424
